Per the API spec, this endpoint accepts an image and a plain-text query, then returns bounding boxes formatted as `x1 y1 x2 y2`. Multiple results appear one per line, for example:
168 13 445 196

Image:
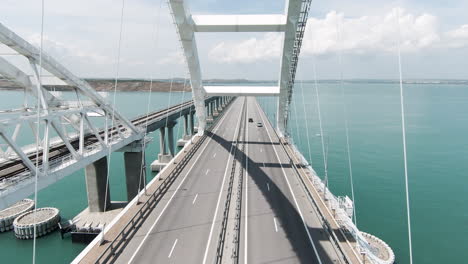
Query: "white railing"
289 142 395 264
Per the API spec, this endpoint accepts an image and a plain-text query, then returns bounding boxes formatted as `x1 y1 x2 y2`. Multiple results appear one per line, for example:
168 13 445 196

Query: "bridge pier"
213 99 220 117
177 113 192 147
206 101 214 124
124 151 146 201
151 121 177 172
84 156 110 212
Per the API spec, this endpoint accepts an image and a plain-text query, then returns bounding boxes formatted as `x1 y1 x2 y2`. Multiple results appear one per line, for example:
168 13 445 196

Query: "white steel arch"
167 0 312 136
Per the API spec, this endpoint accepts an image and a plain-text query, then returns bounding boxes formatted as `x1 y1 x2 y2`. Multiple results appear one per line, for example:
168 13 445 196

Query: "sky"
1 0 468 80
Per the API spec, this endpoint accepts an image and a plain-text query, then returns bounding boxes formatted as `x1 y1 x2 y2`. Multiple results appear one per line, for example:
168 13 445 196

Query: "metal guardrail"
259 103 353 264
215 97 246 264
93 98 234 264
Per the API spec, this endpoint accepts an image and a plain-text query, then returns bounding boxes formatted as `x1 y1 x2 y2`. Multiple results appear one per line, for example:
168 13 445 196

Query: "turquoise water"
259 82 468 264
1 82 467 263
0 91 191 263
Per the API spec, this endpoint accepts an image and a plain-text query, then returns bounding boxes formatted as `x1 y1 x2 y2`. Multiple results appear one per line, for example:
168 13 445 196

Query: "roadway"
113 97 346 264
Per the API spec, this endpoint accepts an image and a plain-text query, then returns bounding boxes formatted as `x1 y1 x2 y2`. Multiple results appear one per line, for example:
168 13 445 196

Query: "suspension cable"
137 0 164 201
104 0 126 212
396 9 413 264
32 1 45 263
336 17 357 226
312 56 329 199
300 77 313 166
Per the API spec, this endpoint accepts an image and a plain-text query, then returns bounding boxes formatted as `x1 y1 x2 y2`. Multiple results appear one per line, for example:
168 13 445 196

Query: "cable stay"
103 0 127 216
396 8 414 264
32 1 45 263
335 18 358 226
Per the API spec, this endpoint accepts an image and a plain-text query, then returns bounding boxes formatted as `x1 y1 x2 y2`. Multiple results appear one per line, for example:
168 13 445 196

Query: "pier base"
177 135 192 147
73 201 126 234
151 154 173 172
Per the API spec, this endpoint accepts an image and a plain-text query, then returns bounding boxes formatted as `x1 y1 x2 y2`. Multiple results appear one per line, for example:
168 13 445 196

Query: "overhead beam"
192 15 286 32
204 86 279 96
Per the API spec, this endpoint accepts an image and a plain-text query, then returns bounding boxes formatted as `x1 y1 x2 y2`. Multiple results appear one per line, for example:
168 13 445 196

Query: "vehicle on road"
256 122 263 127
248 118 253 123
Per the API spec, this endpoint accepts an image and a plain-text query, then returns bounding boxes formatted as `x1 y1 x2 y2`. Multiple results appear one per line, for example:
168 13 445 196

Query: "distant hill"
1 78 468 92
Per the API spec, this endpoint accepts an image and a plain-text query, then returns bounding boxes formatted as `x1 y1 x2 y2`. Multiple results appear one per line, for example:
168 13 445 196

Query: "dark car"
248 118 254 123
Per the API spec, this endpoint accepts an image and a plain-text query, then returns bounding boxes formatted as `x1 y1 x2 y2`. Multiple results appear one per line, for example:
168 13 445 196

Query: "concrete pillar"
177 114 191 147
189 111 195 135
85 156 110 212
184 114 189 136
167 122 176 157
124 151 145 201
159 126 166 155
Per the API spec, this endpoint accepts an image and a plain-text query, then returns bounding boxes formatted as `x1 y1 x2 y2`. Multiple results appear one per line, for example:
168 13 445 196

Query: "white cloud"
207 8 468 63
208 33 283 63
445 24 468 48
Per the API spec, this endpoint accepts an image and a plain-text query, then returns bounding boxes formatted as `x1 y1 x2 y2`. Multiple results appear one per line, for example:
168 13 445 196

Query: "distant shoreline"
1 78 468 92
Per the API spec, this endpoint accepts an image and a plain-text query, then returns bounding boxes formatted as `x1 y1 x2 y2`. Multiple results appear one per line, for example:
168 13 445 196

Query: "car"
256 122 263 127
248 118 254 123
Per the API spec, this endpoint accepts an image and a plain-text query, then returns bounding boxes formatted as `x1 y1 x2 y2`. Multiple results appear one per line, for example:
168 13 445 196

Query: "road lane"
115 98 245 264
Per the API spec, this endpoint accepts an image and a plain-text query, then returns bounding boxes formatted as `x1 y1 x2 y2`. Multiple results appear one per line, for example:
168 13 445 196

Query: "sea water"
1 81 467 264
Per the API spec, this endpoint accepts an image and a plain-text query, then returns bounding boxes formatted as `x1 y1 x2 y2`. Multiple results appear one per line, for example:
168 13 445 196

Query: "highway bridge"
0 0 396 263
75 97 362 264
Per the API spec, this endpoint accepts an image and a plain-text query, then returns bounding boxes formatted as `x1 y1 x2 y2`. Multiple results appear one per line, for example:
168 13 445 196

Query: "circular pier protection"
13 207 60 239
362 232 395 264
0 199 35 232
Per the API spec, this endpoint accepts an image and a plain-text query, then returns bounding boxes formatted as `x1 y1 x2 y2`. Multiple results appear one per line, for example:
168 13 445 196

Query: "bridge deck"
75 97 358 264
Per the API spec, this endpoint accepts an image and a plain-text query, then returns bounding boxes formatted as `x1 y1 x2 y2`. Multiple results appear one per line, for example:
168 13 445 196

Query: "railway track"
0 98 200 181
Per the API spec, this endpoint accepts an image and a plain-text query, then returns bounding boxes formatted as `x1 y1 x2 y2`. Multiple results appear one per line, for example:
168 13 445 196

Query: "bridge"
0 0 396 263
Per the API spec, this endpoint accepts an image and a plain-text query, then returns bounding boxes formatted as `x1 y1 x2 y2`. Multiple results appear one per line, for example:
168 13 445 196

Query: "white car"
256 122 263 127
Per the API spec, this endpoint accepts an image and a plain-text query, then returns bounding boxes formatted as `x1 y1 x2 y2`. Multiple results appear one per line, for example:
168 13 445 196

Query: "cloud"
208 33 283 63
207 8 468 63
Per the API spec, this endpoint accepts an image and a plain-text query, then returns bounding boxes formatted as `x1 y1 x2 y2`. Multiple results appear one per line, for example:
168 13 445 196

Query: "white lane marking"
244 98 249 264
202 98 245 264
263 162 265 167
192 193 199 204
168 239 178 258
127 98 237 264
273 217 278 232
213 152 217 158
205 169 210 175
260 148 263 153
254 99 323 264
267 183 270 191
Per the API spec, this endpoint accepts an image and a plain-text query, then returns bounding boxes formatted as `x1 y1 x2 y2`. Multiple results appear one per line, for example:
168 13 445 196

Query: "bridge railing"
93 98 232 263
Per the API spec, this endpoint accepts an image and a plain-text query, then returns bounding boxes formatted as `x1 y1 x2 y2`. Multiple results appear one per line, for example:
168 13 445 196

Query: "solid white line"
192 193 199 204
260 148 263 153
205 169 210 175
273 217 278 232
254 99 323 264
244 98 249 264
213 152 217 158
168 239 178 258
127 98 237 264
267 183 270 191
202 98 245 264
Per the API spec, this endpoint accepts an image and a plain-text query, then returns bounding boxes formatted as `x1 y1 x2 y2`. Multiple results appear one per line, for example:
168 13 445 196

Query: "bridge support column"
177 114 191 147
207 101 214 124
213 99 219 117
124 151 146 201
167 122 176 157
85 156 110 212
151 122 176 172
190 110 196 134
